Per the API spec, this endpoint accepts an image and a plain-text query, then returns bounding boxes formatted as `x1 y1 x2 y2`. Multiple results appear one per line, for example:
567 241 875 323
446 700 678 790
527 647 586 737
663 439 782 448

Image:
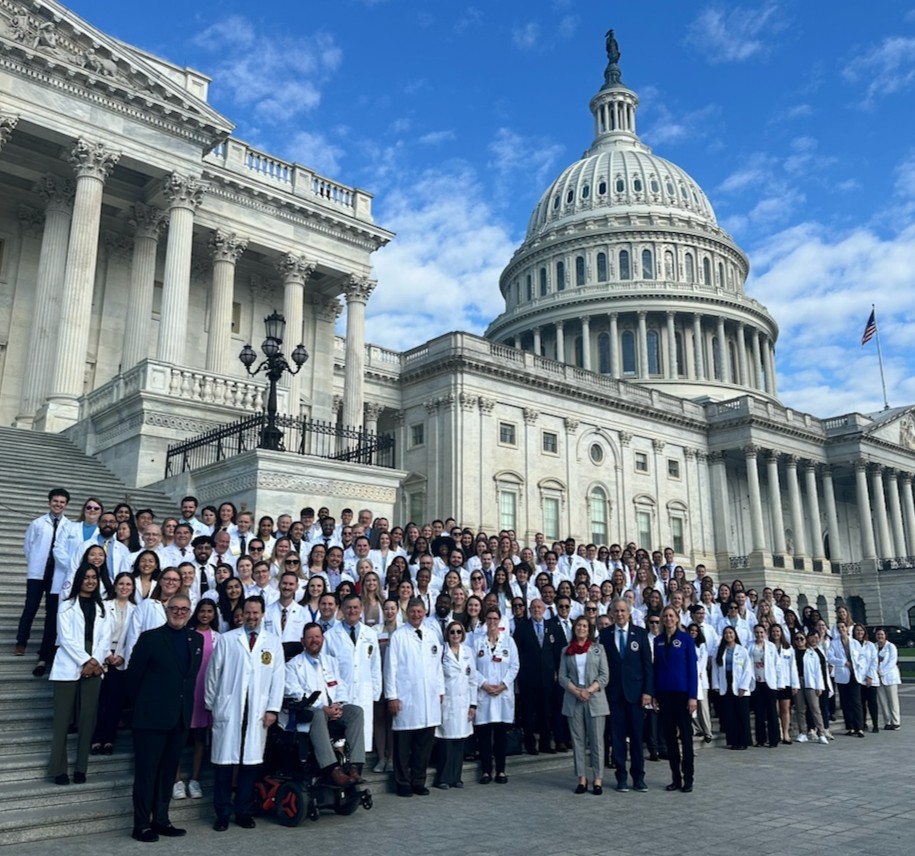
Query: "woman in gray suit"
558 616 610 794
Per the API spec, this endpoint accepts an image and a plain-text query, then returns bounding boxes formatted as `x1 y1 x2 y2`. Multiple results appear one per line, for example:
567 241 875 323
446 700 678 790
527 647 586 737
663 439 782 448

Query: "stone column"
870 465 893 558
744 446 766 553
609 312 619 378
18 176 74 425
804 464 824 559
886 470 907 557
205 230 248 372
121 203 166 371
821 467 843 563
716 317 726 381
692 314 705 380
41 140 120 429
785 455 807 558
276 254 315 416
637 311 648 378
364 401 384 436
667 311 677 379
307 294 341 422
736 322 748 386
709 452 731 563
532 326 541 357
156 173 204 365
751 330 763 390
555 320 565 362
901 474 915 555
342 276 376 429
854 460 877 559
580 316 591 371
765 339 777 395
766 451 787 554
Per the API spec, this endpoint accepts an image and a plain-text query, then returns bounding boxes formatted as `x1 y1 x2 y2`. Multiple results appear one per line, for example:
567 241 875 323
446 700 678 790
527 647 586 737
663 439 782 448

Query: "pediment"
864 407 915 451
0 0 233 145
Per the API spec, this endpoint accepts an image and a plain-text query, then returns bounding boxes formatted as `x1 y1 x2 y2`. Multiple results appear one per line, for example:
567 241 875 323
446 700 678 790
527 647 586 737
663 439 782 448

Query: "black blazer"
127 624 204 731
514 617 562 688
599 623 654 704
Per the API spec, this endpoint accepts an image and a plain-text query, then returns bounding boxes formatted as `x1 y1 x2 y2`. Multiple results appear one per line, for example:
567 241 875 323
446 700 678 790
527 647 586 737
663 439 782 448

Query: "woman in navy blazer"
653 606 698 792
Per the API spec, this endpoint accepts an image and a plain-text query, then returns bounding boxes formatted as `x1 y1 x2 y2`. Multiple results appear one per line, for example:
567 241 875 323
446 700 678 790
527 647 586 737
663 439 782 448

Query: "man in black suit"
514 598 562 754
126 593 203 842
599 597 653 793
547 596 575 751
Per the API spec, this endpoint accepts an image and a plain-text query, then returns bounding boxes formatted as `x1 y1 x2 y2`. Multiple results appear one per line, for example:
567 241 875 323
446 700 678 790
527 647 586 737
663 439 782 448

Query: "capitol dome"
486 30 780 404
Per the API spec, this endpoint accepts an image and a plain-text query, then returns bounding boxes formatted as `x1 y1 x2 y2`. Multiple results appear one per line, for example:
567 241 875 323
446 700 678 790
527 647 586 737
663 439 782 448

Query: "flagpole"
872 304 890 411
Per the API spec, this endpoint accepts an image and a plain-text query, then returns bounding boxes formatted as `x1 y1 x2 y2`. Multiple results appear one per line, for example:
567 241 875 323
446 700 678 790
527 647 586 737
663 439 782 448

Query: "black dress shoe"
132 828 159 843
495 773 508 784
592 784 603 795
480 774 492 784
412 786 430 796
53 774 70 786
633 779 648 792
681 782 694 793
665 782 682 791
152 822 186 837
236 815 256 829
73 771 86 784
396 787 413 797
213 817 229 832
574 783 587 794
648 752 660 762
32 661 47 678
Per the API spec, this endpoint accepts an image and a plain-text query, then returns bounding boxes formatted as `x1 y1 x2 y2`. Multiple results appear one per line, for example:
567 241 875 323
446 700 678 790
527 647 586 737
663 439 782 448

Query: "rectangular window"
671 516 685 554
637 510 652 550
667 459 681 479
634 451 649 473
590 492 607 544
409 491 425 524
410 423 425 448
542 431 558 454
499 422 517 446
499 491 517 531
543 497 560 541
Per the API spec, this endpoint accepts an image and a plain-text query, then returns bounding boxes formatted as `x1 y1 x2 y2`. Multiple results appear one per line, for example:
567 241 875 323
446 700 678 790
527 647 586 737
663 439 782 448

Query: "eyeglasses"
648 620 660 625
448 630 464 636
167 606 190 613
249 546 264 552
84 505 101 511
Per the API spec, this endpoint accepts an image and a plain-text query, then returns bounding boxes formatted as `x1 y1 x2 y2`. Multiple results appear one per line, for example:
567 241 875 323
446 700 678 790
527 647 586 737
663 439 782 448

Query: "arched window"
641 249 653 280
712 336 722 380
685 253 695 283
597 252 608 282
718 262 725 287
526 274 532 301
647 330 660 375
598 332 611 374
665 250 674 280
575 256 585 286
556 260 565 291
540 267 548 296
621 331 636 375
675 331 685 375
619 250 631 280
702 257 711 284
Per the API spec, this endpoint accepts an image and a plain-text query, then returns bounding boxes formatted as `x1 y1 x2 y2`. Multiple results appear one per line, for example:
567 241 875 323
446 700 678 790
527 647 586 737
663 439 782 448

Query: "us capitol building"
1 2 914 626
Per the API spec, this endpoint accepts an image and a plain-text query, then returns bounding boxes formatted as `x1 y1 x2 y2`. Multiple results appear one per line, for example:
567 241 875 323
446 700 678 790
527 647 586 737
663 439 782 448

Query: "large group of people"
16 488 905 838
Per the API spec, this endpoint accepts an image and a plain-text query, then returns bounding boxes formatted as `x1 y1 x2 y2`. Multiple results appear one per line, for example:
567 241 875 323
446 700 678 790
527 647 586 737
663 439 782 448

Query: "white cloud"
192 16 342 124
641 102 719 147
512 22 539 51
558 15 579 40
454 7 483 34
687 3 784 63
418 130 456 145
486 127 564 208
843 36 915 102
286 131 344 176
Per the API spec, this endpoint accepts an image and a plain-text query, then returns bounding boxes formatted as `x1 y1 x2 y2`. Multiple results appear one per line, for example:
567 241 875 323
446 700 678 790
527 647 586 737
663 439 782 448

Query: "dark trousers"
48 676 101 777
838 678 863 731
132 725 189 830
392 727 435 790
861 684 878 728
92 667 126 745
16 578 48 646
434 737 464 786
750 681 779 746
38 592 59 662
657 690 694 786
610 698 645 782
719 691 751 748
213 763 258 820
520 683 553 750
475 722 508 776
643 706 665 755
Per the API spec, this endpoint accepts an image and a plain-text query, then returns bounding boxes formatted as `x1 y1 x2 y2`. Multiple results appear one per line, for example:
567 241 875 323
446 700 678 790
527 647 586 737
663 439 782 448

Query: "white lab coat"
59 538 131 598
774 645 800 690
49 597 112 682
474 633 520 725
710 644 754 695
384 623 445 731
205 626 286 765
827 636 861 684
24 513 71 583
436 642 479 739
264 600 309 643
876 642 902 685
749 640 780 687
853 640 878 685
324 621 383 747
801 649 826 691
282 649 349 731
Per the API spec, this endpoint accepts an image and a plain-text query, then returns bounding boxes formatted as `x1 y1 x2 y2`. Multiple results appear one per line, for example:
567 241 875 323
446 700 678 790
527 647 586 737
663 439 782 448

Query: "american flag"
861 309 877 346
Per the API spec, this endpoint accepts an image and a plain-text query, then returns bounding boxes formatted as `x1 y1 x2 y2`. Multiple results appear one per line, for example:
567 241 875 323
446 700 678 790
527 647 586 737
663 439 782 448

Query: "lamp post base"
259 424 284 451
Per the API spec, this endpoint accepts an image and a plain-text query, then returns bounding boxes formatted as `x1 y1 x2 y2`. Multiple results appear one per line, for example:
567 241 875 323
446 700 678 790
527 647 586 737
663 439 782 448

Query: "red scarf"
566 638 592 655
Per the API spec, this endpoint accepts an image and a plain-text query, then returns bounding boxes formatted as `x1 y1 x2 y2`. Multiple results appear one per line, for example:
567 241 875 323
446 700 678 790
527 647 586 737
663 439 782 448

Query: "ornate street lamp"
239 310 308 450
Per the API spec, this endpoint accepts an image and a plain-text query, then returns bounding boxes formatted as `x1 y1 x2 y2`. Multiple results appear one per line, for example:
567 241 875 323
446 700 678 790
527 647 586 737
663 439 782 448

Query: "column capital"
103 231 133 262
653 438 666 453
459 391 478 411
563 416 579 434
804 461 820 475
854 457 869 472
390 409 405 427
208 229 248 264
69 138 120 181
364 401 385 420
129 202 166 240
743 444 759 458
163 172 205 210
478 396 495 414
332 394 343 415
708 450 725 464
554 318 564 331
18 204 44 238
870 462 885 477
766 449 780 463
523 407 539 424
33 174 75 211
784 453 799 467
901 472 913 487
619 430 632 447
424 398 440 415
0 114 19 150
885 468 900 482
311 294 343 323
343 275 376 304
276 252 316 284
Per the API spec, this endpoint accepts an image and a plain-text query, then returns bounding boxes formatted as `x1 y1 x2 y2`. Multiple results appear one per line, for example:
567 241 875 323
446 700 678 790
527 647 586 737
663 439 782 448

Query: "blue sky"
67 0 915 417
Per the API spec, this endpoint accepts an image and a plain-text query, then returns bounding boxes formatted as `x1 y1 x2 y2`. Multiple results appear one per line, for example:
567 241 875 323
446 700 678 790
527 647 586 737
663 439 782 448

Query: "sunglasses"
84 505 101 511
285 560 301 565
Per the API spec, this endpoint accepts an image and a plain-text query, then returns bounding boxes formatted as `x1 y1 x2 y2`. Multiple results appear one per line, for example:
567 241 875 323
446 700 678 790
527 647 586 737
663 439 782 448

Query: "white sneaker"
187 779 203 799
172 781 187 800
818 735 829 744
373 761 386 773
794 733 808 743
825 730 835 741
807 730 816 739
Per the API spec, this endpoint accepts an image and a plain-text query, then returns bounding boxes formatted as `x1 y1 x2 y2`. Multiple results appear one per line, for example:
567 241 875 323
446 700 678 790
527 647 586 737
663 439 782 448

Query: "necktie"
248 631 256 650
618 628 625 656
281 607 287 631
349 624 357 644
240 536 247 555
199 567 209 594
536 623 543 646
325 538 331 549
416 628 423 640
563 619 570 639
44 516 60 583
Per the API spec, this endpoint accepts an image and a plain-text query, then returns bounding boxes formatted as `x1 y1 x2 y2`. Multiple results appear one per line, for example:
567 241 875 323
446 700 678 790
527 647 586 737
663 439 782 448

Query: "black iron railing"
165 412 395 476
